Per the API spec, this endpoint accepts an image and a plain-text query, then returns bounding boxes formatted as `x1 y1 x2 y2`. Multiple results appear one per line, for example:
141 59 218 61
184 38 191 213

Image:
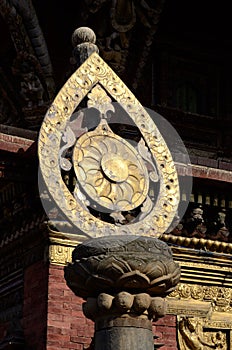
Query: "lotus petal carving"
65 236 181 298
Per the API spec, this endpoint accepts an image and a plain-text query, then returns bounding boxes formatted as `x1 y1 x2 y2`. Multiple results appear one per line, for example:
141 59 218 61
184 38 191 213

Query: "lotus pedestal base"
65 235 181 350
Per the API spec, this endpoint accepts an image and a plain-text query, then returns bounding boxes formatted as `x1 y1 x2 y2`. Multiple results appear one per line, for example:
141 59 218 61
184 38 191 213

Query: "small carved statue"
184 207 207 238
212 210 230 242
178 317 226 350
20 71 44 108
12 53 45 108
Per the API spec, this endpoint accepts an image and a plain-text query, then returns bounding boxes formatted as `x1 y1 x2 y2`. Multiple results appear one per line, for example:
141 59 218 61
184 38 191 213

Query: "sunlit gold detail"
49 245 72 266
38 52 180 238
168 283 232 313
101 154 128 183
177 316 227 350
162 233 232 254
73 122 149 211
87 84 115 116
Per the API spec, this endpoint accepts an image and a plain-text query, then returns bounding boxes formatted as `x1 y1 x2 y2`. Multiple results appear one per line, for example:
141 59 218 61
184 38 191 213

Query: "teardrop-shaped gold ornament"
38 52 180 238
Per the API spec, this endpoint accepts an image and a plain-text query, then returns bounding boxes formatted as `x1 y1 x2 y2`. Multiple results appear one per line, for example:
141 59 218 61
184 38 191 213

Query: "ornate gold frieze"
169 283 232 313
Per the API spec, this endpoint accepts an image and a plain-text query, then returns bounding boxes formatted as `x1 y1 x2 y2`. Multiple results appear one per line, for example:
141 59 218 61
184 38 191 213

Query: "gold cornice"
47 228 232 272
179 260 232 273
167 298 212 318
161 233 232 254
48 226 86 247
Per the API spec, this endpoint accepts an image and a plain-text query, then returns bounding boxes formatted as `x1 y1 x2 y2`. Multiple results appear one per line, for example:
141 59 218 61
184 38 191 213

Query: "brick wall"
153 315 178 350
23 260 49 350
22 260 176 350
47 264 94 350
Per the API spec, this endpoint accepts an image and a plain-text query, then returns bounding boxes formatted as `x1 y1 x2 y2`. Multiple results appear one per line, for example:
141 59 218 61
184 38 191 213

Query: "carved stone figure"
184 207 207 238
168 214 183 235
178 317 226 350
212 210 230 242
12 53 45 108
20 71 44 108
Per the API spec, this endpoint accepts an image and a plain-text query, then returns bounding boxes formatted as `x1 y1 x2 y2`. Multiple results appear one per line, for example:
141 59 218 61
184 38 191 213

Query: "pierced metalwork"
38 52 180 238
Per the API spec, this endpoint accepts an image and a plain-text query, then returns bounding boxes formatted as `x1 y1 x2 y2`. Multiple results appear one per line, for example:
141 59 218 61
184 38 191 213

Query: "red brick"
71 311 85 318
64 302 82 311
70 336 91 344
47 319 71 329
49 314 63 321
69 343 83 349
48 287 65 296
23 260 48 350
154 315 176 326
47 326 62 335
49 334 70 342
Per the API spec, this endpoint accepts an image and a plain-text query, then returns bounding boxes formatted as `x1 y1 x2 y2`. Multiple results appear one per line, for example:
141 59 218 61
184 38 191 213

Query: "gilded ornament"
39 51 179 238
178 316 227 350
49 245 72 266
169 283 232 313
73 120 149 212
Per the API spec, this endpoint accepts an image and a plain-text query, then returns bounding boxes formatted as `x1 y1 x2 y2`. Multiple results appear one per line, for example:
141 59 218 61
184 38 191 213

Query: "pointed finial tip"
72 27 96 47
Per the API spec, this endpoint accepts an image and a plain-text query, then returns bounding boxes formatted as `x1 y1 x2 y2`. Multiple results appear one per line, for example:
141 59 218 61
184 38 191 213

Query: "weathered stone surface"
71 27 99 67
65 235 181 299
82 291 167 322
94 324 154 350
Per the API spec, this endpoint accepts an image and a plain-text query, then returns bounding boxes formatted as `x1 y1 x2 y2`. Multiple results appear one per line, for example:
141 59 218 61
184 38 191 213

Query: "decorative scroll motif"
38 52 179 238
178 316 227 350
87 84 115 116
169 283 232 313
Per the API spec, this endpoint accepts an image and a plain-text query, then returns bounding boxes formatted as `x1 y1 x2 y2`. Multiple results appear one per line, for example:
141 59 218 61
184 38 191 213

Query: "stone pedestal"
65 235 180 350
95 317 153 350
83 292 167 350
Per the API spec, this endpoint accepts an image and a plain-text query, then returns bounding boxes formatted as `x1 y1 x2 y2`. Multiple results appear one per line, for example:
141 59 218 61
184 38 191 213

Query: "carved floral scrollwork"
169 283 232 313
